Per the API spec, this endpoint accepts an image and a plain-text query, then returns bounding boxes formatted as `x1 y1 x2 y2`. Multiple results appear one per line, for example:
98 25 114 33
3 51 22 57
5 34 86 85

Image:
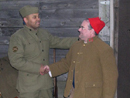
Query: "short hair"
88 22 93 30
85 19 98 35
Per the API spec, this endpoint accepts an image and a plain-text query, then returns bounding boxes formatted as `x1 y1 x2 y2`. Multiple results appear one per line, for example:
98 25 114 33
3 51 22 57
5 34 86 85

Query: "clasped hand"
40 65 50 75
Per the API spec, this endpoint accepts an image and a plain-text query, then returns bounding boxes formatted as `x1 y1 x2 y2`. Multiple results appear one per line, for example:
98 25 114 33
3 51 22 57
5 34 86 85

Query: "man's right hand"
40 65 50 75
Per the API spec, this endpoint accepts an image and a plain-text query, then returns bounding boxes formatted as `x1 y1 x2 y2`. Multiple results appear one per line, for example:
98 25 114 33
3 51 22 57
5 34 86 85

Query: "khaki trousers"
19 88 53 98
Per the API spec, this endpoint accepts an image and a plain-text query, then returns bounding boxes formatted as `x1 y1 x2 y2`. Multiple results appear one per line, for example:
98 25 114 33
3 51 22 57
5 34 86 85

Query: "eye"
79 26 85 30
79 26 83 29
32 16 37 19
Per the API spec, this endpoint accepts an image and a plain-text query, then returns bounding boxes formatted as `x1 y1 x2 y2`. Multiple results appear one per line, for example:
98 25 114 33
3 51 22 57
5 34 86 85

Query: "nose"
37 17 40 22
37 17 40 20
78 28 81 32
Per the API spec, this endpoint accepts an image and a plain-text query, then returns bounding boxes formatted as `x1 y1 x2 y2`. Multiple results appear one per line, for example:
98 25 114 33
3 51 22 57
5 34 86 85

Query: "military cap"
19 5 39 18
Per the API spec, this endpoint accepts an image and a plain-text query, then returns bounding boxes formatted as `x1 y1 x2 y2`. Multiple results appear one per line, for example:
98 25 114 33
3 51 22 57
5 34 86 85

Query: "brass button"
77 52 80 54
83 44 86 46
93 84 95 87
73 61 75 63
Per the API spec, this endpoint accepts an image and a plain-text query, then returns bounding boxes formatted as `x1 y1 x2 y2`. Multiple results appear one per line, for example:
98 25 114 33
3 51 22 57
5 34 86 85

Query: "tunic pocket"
19 72 38 86
24 39 40 56
85 82 102 98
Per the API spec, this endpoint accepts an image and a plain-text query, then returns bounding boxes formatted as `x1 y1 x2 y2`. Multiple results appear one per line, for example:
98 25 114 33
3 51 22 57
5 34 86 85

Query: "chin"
36 25 40 28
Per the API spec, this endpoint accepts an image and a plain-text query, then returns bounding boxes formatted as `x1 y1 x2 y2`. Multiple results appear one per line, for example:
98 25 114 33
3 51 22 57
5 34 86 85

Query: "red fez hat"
88 17 105 34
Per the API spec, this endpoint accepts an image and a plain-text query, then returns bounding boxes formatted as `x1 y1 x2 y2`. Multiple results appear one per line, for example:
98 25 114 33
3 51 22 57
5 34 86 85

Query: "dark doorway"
117 0 130 98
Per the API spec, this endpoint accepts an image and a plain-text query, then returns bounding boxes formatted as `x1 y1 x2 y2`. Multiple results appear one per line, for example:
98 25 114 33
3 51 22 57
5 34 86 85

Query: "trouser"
19 88 53 98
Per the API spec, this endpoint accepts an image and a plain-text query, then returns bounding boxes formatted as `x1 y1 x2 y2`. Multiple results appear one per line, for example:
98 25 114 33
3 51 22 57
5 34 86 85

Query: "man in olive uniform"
8 5 78 98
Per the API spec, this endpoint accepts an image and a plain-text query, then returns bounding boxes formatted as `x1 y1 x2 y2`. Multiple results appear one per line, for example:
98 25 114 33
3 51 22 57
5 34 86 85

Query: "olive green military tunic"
8 26 77 93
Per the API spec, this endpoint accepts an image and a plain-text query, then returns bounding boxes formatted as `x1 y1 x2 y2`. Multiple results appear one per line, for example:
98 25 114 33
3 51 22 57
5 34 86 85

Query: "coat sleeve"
48 32 78 49
49 45 73 77
100 48 118 98
8 35 41 74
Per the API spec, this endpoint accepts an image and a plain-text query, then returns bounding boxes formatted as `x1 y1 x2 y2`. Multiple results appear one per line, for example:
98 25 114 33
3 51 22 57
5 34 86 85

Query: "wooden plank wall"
0 0 98 61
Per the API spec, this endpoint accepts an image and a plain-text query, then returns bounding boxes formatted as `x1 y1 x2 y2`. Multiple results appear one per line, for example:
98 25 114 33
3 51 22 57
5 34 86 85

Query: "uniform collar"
24 25 38 35
83 36 98 44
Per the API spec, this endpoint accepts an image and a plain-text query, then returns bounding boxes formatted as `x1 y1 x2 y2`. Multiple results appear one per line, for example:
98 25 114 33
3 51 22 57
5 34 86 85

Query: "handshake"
40 65 50 75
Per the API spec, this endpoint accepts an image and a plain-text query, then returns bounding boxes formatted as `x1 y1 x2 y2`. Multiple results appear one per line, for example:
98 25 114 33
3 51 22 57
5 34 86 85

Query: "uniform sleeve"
8 35 41 74
48 32 78 49
49 46 73 77
100 48 118 98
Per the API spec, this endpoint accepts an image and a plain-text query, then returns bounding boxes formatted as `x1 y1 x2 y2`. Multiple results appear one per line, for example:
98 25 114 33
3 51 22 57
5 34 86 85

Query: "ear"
23 17 28 24
90 29 95 35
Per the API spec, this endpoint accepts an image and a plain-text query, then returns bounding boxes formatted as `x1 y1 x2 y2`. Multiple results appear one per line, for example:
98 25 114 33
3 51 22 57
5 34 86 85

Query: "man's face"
24 13 40 30
78 20 92 42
